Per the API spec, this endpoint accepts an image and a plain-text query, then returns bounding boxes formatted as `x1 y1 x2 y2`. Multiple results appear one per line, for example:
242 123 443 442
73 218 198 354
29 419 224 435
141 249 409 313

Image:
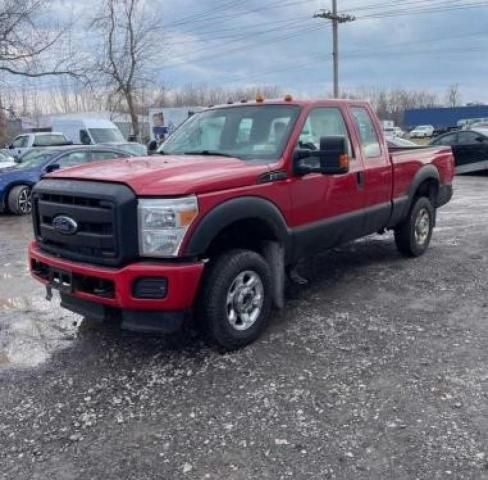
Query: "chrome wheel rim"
226 270 264 331
415 208 430 246
18 188 32 214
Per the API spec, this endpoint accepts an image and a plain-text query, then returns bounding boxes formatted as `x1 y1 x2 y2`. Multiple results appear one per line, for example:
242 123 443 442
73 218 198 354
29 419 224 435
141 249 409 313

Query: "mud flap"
262 241 285 309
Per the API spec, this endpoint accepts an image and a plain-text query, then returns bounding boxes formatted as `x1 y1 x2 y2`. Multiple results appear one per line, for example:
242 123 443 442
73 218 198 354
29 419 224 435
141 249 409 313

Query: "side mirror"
45 163 60 174
294 136 350 176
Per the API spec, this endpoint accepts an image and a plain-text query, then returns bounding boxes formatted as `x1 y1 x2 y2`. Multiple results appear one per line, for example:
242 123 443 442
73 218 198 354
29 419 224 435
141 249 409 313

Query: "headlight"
138 196 198 257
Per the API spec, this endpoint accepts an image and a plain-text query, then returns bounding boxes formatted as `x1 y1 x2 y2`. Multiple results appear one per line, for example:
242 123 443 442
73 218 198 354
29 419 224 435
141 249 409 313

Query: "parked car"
470 121 488 129
0 146 130 215
0 150 16 169
9 132 72 159
394 127 405 137
383 126 396 139
29 98 454 350
430 128 488 174
409 125 435 138
384 126 405 139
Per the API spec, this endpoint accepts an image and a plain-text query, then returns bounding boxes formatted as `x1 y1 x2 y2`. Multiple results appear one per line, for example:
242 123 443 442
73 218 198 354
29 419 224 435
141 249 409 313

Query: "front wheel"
394 197 435 257
199 249 273 350
7 185 32 215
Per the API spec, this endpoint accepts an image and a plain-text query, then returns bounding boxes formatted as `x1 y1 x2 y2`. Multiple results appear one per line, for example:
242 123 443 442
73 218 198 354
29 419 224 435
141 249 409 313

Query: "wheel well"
414 178 439 205
203 218 280 258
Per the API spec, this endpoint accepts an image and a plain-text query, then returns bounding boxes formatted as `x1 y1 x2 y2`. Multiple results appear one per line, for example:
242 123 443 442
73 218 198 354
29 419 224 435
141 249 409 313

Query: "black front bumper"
60 293 185 334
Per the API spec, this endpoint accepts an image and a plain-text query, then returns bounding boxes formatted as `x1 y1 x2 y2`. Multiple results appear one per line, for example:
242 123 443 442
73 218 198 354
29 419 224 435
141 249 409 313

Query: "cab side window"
296 108 353 156
351 107 381 158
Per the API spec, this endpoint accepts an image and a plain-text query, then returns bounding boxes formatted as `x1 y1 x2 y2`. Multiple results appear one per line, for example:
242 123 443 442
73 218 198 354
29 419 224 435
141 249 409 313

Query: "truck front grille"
32 179 138 267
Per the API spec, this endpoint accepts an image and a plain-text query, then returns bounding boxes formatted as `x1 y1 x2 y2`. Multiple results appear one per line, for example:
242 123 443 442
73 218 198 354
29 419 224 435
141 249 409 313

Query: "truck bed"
389 146 455 202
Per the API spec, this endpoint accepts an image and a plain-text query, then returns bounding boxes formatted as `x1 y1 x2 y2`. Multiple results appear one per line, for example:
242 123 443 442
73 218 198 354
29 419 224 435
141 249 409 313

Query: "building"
403 105 488 130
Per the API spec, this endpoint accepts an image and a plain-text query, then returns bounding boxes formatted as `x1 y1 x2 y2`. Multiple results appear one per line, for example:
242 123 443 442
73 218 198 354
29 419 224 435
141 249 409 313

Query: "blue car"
0 146 130 215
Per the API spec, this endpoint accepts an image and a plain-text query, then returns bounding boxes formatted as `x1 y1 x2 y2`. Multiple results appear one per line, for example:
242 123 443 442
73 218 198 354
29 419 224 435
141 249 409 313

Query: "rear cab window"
351 107 382 158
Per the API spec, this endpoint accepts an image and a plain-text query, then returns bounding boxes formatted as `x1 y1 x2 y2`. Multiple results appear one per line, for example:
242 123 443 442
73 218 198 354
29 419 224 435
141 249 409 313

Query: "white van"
51 118 125 145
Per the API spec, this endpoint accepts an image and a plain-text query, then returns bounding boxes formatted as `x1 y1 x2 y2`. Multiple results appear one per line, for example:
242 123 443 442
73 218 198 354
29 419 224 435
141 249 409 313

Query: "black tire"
199 249 273 350
395 196 435 257
7 185 32 215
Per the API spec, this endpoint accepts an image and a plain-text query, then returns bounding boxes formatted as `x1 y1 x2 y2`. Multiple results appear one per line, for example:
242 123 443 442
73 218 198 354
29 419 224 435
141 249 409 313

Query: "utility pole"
314 2 355 98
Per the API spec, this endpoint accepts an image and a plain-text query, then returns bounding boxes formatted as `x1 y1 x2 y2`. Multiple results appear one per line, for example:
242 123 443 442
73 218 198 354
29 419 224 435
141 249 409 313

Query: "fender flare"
407 164 440 204
184 196 291 257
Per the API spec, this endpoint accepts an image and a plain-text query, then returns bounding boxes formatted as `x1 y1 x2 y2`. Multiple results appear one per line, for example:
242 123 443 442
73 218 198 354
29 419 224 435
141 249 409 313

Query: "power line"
162 24 328 68
341 0 464 13
359 1 488 19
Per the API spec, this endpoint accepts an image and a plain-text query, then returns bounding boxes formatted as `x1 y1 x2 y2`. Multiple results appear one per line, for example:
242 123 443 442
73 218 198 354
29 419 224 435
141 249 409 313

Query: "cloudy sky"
10 0 488 105
155 0 488 103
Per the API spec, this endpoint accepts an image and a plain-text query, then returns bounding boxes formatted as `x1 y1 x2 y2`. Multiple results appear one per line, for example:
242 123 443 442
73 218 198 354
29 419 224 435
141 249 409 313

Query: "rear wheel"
7 185 32 215
199 249 272 350
395 197 434 257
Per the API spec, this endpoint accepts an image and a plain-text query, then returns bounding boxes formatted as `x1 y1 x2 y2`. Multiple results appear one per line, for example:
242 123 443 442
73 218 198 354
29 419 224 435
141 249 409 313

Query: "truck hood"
49 155 273 195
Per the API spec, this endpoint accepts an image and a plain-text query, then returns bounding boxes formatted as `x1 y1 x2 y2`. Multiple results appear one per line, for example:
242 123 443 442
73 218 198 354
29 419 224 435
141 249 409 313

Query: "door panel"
289 107 366 257
350 106 393 233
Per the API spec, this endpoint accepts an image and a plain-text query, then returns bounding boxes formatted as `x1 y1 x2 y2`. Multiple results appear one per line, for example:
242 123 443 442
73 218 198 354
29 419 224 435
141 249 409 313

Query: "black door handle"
356 171 365 189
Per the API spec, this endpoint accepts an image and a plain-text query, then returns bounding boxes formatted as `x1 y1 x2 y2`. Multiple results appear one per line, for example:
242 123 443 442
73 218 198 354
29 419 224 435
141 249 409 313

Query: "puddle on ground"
0 292 81 369
0 351 9 366
0 216 83 369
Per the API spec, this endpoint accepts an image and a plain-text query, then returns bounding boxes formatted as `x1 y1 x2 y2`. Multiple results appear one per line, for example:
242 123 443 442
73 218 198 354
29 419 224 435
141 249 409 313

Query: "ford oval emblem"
52 215 78 235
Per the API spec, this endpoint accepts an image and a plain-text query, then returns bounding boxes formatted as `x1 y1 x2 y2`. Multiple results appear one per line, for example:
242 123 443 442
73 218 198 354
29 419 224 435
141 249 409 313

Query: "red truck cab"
29 98 454 349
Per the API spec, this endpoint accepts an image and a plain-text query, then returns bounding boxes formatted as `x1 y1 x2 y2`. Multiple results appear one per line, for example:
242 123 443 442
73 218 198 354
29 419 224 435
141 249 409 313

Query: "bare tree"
342 87 439 125
154 84 283 107
91 0 164 140
445 84 461 108
0 0 82 78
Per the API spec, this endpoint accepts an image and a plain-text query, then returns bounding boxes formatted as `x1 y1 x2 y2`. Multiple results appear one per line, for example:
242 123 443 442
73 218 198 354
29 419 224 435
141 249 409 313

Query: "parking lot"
1 175 488 479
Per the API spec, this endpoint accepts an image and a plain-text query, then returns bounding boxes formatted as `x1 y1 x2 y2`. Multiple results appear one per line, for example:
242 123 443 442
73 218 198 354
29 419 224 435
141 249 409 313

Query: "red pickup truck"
29 98 454 349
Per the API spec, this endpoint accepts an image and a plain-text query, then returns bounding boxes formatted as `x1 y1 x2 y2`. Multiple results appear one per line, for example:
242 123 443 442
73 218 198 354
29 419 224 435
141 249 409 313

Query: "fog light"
132 277 168 299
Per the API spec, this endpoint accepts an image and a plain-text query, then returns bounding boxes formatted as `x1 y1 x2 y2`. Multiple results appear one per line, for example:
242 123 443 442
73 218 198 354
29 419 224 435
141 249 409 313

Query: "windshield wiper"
182 150 236 158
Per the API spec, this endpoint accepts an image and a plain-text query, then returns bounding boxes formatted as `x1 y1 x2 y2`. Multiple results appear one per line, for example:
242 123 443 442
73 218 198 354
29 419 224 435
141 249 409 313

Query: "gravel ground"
1 176 488 479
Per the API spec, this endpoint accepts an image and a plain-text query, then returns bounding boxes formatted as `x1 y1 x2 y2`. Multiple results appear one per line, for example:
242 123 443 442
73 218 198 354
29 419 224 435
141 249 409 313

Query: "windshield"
14 150 59 169
89 128 125 143
159 104 300 160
